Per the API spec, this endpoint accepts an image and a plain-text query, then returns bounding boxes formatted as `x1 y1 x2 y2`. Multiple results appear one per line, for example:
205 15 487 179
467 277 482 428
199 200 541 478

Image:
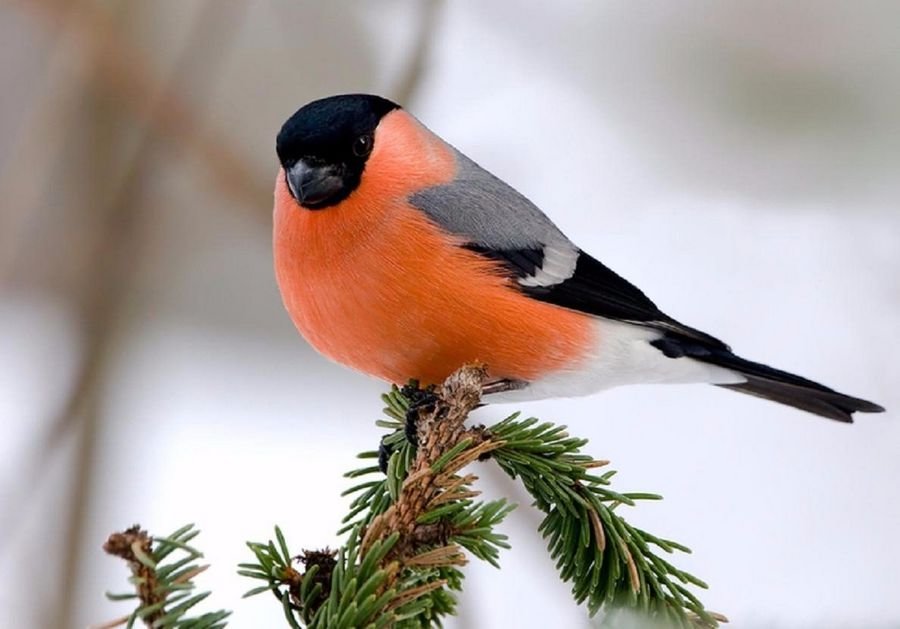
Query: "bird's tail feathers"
651 332 884 422
705 351 884 423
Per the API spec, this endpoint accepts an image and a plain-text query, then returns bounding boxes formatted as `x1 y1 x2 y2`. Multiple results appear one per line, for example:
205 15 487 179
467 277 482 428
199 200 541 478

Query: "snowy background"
1 2 898 627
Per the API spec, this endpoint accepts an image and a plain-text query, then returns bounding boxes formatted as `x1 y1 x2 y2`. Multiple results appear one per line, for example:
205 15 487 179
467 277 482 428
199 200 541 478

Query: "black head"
276 94 400 210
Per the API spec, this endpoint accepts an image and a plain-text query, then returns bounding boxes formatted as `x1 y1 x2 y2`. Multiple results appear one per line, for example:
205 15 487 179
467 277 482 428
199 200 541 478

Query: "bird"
273 93 884 423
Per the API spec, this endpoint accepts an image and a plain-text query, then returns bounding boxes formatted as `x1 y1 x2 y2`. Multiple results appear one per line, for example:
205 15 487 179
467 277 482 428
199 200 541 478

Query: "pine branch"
100 365 724 626
242 365 514 628
489 415 727 627
97 524 230 628
240 364 725 627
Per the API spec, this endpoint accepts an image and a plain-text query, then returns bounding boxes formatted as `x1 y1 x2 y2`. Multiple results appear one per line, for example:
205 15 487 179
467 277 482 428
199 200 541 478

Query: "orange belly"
274 179 594 386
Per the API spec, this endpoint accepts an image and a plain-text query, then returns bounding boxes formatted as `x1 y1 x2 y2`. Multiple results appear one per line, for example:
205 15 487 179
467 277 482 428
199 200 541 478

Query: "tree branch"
103 365 724 626
98 524 229 628
240 365 724 627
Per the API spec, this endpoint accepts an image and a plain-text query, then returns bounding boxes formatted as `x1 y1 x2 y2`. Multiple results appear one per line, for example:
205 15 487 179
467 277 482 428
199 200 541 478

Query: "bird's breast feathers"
273 112 595 386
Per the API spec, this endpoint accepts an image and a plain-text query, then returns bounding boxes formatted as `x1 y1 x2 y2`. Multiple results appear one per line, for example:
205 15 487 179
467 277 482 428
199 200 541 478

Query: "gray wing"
410 149 568 250
410 149 581 289
408 148 730 348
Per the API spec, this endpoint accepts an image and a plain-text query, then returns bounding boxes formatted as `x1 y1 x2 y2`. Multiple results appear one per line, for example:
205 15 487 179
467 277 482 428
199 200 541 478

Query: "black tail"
651 336 885 422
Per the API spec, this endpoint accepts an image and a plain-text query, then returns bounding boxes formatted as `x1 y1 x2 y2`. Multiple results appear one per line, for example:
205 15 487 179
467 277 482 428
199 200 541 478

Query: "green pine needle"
101 524 230 628
103 377 721 628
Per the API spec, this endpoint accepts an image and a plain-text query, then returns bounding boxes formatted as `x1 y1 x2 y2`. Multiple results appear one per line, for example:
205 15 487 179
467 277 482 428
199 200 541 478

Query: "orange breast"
273 111 594 386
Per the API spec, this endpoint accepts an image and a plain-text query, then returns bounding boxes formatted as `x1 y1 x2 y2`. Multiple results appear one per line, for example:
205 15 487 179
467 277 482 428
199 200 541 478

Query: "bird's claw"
377 439 394 474
481 378 528 396
400 382 438 447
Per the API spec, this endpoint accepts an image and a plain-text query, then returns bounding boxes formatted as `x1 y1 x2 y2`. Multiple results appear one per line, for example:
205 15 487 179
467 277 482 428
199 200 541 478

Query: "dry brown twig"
13 4 252 625
16 0 270 217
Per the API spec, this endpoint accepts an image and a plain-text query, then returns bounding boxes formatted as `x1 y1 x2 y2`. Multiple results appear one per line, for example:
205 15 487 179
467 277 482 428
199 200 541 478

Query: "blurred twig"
0 2 442 625
390 0 444 106
0 2 90 286
11 2 250 627
12 0 269 227
46 54 139 629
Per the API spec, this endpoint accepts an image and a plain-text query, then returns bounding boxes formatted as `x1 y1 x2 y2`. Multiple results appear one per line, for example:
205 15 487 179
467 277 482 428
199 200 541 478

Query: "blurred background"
1 1 898 627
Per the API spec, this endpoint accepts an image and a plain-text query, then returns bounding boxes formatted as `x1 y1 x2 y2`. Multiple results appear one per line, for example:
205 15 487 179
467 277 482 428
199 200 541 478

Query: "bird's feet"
377 439 393 474
481 378 527 396
377 382 438 474
400 381 438 447
378 377 519 473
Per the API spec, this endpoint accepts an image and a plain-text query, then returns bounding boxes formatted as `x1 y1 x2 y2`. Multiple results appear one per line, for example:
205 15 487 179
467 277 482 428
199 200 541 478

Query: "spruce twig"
488 415 724 626
242 364 514 628
241 364 724 627
101 365 724 627
97 524 230 628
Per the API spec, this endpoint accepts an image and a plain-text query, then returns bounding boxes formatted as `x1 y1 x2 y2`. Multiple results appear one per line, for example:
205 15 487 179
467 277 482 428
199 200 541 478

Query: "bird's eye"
352 135 373 157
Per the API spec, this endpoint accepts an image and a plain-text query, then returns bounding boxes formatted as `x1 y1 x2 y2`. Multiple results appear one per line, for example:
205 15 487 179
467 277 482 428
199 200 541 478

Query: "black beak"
285 160 344 208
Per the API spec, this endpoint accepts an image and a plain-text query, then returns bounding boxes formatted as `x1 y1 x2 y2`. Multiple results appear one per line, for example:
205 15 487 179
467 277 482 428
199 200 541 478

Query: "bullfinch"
273 93 884 422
